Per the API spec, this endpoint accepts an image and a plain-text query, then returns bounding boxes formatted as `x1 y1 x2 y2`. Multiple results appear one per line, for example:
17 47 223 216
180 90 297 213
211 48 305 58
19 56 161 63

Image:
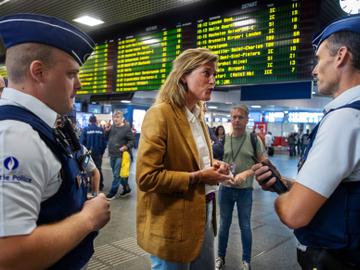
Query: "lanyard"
231 133 246 163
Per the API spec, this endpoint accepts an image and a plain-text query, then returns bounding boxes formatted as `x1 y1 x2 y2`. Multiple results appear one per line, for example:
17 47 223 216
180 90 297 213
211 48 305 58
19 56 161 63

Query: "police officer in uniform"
0 14 110 269
80 115 107 191
252 15 360 269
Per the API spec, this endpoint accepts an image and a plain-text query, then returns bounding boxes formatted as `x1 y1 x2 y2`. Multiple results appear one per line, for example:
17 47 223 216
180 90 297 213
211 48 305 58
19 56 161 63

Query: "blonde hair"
155 48 218 108
113 110 124 118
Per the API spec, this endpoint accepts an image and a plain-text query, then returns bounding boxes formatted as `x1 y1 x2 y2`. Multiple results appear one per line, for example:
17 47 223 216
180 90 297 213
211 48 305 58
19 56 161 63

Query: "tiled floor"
89 153 301 269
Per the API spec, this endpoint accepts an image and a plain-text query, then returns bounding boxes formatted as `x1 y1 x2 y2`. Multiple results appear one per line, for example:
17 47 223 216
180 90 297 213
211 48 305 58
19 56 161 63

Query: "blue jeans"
150 201 215 270
218 185 253 263
108 156 122 196
91 153 104 190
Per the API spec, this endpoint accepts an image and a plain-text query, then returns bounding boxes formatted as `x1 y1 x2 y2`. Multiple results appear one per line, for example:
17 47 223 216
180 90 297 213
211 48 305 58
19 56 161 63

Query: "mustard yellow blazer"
136 102 216 263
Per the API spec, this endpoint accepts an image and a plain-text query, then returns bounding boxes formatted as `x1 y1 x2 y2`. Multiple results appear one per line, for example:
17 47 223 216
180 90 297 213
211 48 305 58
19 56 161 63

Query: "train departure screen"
197 0 314 86
116 27 184 92
78 41 115 94
36 0 317 95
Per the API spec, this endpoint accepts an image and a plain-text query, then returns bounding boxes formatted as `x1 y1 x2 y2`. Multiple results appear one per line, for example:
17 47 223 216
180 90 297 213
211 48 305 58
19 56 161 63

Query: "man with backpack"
216 105 267 270
253 15 360 269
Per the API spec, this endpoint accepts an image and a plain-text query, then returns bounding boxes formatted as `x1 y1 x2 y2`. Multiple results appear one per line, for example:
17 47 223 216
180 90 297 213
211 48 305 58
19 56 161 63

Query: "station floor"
87 152 301 270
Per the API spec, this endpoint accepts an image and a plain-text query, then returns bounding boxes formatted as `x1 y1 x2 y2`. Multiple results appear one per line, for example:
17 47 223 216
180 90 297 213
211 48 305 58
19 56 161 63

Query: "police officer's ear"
336 46 350 68
29 60 47 83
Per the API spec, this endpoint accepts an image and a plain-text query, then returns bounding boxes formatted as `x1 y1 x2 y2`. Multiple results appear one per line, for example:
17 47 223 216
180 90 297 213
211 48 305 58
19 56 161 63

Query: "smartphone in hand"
252 157 288 194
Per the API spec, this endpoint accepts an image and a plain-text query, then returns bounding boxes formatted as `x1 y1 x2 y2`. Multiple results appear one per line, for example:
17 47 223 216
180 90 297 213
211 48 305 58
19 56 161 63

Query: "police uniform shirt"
297 85 360 198
0 87 61 237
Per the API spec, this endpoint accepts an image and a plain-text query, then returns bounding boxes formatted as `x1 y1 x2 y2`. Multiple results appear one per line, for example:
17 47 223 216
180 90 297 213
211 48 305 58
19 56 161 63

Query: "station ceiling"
0 0 347 113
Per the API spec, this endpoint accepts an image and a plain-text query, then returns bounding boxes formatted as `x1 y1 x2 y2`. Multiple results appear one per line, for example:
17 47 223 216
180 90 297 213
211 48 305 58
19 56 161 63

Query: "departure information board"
197 0 313 85
76 0 315 94
116 26 188 92
0 65 7 78
78 41 115 95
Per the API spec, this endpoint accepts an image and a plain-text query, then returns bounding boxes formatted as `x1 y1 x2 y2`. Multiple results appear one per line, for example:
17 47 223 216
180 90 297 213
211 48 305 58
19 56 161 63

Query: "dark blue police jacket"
80 124 107 156
295 101 360 252
0 105 97 270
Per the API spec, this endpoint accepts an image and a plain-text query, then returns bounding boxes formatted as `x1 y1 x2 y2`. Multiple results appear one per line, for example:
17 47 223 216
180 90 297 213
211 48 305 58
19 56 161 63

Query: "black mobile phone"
252 157 288 194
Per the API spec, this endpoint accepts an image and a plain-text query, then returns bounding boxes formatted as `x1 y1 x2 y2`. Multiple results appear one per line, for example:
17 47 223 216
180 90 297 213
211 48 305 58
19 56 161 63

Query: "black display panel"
77 0 316 94
0 65 7 78
78 41 116 95
197 0 314 85
116 26 184 92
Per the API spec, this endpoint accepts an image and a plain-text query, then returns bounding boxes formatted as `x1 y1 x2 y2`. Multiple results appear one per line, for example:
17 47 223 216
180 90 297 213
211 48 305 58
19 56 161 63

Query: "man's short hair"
5 43 54 83
113 111 123 117
326 32 360 70
231 105 249 116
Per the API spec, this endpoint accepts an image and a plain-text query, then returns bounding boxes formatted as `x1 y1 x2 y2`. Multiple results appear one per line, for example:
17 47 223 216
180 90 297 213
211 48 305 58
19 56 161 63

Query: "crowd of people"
287 130 310 157
1 11 360 270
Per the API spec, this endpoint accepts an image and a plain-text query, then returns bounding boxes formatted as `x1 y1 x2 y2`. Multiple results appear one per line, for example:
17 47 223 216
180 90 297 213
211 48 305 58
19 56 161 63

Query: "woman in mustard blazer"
136 48 232 270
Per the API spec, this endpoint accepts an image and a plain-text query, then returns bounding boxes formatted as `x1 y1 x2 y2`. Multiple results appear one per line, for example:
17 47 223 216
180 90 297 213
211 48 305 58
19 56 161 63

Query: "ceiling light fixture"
120 100 131 104
251 105 262 109
73 15 104 26
208 106 218 109
0 0 11 6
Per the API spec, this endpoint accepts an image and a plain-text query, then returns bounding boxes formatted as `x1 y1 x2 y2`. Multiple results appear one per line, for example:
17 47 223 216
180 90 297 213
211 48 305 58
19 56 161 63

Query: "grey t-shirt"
223 132 266 189
107 124 134 157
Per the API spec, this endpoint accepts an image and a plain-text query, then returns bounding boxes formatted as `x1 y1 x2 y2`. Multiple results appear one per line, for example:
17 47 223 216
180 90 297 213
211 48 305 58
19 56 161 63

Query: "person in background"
264 131 274 156
136 48 232 270
106 111 134 199
0 76 5 97
203 103 224 160
215 125 226 145
252 15 360 269
287 132 296 157
216 106 267 270
211 125 226 160
211 126 224 160
80 115 107 190
0 13 110 270
300 129 310 156
295 132 301 156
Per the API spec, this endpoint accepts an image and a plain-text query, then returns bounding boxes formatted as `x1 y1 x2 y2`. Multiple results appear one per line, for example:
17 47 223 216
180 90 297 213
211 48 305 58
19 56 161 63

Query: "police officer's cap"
313 14 360 50
0 13 95 66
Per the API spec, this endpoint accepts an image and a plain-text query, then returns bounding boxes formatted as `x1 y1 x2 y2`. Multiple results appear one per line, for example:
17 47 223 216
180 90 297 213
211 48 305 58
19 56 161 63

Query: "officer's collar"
1 87 58 127
323 85 360 113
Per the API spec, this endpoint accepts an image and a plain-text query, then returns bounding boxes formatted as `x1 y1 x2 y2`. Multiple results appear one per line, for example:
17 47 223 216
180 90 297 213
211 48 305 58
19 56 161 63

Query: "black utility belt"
297 246 360 270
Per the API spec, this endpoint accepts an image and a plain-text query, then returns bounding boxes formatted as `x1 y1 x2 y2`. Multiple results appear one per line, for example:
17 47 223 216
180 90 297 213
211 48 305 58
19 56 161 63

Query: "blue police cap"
0 13 95 65
89 115 97 123
313 14 360 50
